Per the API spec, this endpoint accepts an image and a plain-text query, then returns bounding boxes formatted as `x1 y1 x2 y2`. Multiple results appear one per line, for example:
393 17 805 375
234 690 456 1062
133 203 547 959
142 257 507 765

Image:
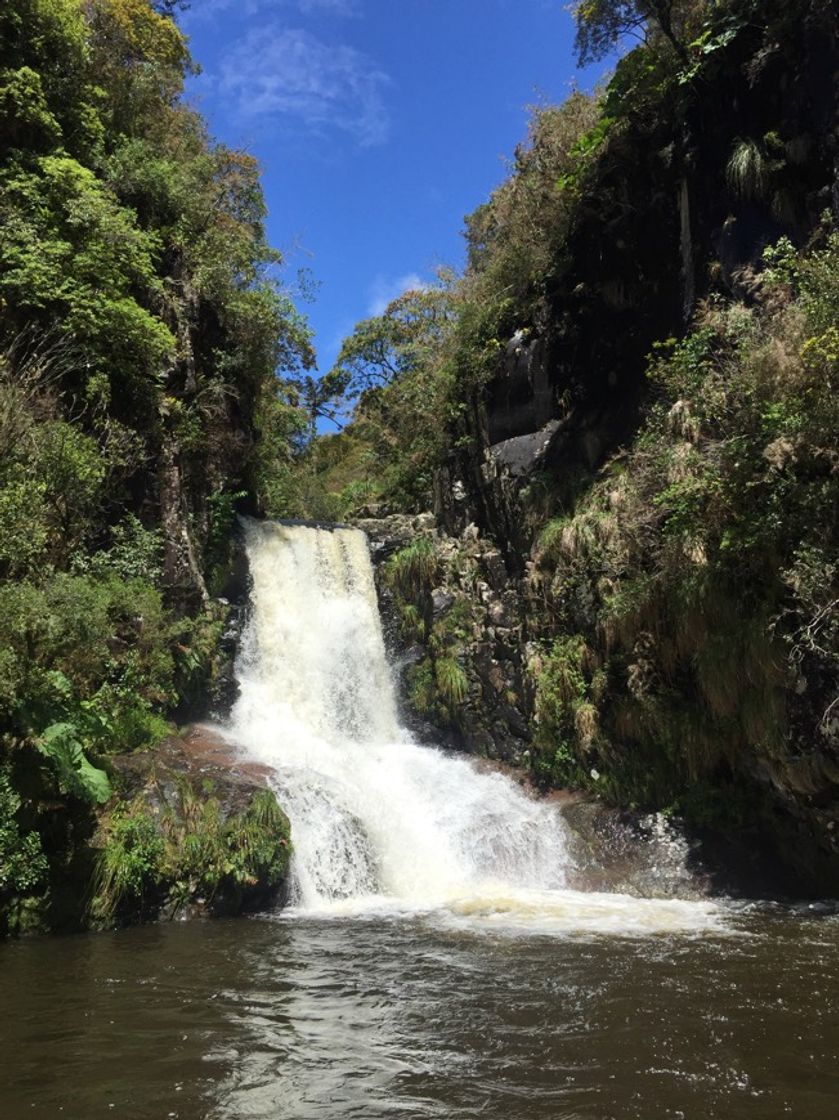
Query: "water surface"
2 909 837 1119
6 525 834 1118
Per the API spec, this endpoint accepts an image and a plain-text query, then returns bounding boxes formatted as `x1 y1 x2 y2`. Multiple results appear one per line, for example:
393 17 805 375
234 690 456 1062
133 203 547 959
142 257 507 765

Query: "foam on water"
227 519 721 936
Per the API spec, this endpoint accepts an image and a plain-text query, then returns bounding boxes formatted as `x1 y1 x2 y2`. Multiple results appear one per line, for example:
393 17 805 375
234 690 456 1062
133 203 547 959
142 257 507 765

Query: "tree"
0 0 317 931
327 284 455 405
302 283 458 506
290 284 455 442
294 369 349 441
571 0 698 65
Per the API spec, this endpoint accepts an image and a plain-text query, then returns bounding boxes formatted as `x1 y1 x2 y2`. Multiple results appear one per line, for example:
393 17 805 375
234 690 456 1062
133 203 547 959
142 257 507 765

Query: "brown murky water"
1 907 838 1119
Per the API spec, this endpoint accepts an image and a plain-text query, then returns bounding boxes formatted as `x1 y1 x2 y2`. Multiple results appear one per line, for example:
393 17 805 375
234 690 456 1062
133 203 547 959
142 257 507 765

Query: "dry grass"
726 138 769 200
574 701 599 747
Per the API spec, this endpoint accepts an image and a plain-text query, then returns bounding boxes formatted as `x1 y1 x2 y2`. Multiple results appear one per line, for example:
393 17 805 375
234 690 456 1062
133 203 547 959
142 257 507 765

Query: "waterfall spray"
226 520 720 934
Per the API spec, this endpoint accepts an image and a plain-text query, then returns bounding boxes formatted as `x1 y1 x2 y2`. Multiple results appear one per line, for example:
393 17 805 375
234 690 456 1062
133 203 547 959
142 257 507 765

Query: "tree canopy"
571 0 702 64
0 0 313 933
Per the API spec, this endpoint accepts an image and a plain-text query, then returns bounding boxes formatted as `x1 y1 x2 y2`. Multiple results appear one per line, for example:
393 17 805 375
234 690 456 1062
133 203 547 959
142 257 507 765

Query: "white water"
228 520 720 936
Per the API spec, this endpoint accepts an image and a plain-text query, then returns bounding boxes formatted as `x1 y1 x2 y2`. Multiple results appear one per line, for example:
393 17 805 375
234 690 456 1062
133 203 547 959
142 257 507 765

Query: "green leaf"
74 753 112 805
37 722 112 805
45 670 74 699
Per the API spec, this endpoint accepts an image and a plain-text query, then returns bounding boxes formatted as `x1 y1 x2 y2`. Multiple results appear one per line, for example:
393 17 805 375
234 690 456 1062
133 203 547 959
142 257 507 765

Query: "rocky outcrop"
361 512 839 899
98 727 291 925
361 513 536 764
486 332 553 444
355 511 437 560
111 726 275 810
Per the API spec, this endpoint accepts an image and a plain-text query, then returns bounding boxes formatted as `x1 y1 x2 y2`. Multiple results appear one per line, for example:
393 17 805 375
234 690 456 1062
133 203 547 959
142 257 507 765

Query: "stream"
2 521 837 1118
1 909 838 1118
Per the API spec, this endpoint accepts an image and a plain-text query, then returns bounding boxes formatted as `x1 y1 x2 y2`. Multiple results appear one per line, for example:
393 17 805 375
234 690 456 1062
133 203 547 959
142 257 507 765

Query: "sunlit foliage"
0 0 311 931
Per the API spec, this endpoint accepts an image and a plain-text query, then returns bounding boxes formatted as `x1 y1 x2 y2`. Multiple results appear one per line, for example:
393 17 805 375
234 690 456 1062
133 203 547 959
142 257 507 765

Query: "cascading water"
227 519 720 935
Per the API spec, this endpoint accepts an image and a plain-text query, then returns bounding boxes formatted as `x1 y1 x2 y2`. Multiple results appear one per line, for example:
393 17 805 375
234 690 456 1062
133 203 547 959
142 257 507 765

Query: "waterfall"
227 520 720 934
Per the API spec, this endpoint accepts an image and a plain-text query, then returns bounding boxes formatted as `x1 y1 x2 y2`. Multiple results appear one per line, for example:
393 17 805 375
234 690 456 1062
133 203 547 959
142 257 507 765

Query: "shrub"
91 806 165 922
0 763 48 899
529 233 839 814
92 783 292 923
434 657 469 707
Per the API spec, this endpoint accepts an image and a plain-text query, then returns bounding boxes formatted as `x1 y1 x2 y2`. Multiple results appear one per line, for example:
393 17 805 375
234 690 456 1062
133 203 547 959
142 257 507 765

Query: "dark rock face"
440 8 839 566
486 334 553 444
360 514 536 765
210 599 246 719
444 540 533 763
209 526 252 720
487 420 561 480
558 794 824 901
559 796 709 899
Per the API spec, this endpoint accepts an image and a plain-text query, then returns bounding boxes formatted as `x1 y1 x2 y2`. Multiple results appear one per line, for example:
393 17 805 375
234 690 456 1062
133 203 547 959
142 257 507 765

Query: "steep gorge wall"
366 2 839 896
441 0 839 563
366 507 839 898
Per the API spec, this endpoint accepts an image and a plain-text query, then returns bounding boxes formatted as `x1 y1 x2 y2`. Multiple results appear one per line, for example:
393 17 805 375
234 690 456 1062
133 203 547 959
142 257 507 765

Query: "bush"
0 764 48 899
0 572 181 816
92 784 291 924
90 805 164 922
383 537 439 597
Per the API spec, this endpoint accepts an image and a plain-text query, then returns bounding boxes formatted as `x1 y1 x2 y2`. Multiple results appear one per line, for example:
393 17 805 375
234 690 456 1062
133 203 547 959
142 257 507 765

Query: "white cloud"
367 272 426 316
219 27 391 147
298 0 358 13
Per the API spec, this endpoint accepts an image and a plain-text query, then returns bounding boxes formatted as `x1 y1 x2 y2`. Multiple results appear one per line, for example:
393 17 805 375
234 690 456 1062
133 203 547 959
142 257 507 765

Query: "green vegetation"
434 657 470 708
292 88 604 519
308 0 839 875
0 0 309 933
2 0 838 923
0 765 49 913
571 1 701 65
384 536 440 599
285 284 459 519
529 230 838 825
384 540 479 727
92 783 291 924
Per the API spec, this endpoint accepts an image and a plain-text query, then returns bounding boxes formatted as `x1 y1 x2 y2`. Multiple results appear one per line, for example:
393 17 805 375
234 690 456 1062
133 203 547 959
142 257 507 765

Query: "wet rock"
361 513 534 766
475 580 493 605
355 512 436 558
558 798 708 898
486 419 561 478
431 587 454 616
486 333 553 445
210 602 245 718
103 728 291 924
113 727 275 802
481 549 509 593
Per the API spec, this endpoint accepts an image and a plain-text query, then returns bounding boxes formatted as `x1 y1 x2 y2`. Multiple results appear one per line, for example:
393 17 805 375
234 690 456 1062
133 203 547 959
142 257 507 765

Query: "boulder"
98 727 291 926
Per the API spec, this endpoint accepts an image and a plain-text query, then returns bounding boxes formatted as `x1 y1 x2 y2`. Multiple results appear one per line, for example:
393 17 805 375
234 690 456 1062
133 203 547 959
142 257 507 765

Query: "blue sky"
181 0 605 374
